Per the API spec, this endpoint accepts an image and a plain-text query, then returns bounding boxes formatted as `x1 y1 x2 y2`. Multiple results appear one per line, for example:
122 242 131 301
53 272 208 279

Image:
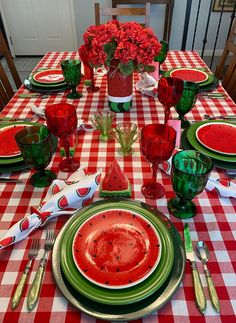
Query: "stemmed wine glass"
61 59 83 99
174 81 199 128
45 103 80 172
83 60 100 93
168 150 213 219
15 125 56 187
157 76 184 124
140 124 176 199
155 40 169 69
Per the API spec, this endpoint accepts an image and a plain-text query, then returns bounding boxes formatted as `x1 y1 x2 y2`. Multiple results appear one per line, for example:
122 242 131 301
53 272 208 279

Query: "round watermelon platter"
52 199 185 320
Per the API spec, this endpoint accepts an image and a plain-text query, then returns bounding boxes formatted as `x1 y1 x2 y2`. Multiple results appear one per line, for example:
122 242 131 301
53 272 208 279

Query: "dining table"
0 50 235 323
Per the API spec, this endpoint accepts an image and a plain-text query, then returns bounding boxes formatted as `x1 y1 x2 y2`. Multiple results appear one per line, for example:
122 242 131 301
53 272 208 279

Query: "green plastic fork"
27 229 56 311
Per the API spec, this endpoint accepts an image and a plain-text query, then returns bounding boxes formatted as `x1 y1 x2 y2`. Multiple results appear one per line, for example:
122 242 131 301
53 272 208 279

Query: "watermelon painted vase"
107 61 133 113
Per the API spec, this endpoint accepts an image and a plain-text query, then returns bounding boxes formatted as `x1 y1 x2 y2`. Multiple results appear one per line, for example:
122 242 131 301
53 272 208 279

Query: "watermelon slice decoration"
100 159 131 197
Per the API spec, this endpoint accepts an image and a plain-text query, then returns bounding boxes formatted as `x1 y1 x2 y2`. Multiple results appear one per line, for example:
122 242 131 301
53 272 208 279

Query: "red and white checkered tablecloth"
0 51 235 323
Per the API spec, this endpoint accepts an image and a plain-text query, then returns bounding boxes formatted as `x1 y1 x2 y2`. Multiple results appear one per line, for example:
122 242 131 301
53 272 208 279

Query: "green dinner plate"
187 121 236 163
60 199 174 306
24 78 69 93
163 68 215 87
0 161 29 173
0 121 58 166
52 199 185 321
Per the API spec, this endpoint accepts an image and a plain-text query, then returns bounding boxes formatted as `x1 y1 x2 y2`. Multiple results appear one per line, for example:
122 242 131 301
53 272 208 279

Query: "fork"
27 229 55 311
12 239 40 309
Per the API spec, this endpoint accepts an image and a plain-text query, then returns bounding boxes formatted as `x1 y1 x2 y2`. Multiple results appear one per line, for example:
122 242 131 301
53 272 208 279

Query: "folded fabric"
135 72 158 97
159 150 236 198
0 168 102 250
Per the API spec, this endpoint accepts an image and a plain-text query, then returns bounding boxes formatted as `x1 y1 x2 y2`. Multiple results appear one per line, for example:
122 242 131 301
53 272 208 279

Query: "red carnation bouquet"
79 20 161 76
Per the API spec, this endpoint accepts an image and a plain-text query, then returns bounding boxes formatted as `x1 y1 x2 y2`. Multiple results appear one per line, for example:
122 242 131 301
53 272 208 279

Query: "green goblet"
61 59 83 99
15 125 56 187
168 150 213 219
174 81 199 128
155 40 169 65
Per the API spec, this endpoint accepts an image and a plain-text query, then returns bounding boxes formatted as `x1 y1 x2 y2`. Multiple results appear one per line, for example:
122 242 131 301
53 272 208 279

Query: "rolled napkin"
159 150 236 198
135 72 158 97
0 168 102 249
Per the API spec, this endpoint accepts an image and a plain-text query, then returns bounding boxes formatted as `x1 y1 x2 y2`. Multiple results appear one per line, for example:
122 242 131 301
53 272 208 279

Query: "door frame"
0 0 78 56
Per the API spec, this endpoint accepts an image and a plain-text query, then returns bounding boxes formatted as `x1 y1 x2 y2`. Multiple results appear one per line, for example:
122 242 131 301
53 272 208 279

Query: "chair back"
0 31 21 109
215 18 236 102
111 0 174 42
95 2 151 28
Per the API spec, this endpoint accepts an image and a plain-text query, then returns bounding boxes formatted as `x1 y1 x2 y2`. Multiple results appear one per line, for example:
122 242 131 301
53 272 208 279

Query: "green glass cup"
155 40 169 65
168 150 213 219
15 125 56 187
90 110 115 142
174 81 199 128
113 122 139 156
61 59 83 99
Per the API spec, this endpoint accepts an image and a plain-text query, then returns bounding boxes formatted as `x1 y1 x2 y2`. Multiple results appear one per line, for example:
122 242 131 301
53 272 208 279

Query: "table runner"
0 51 235 322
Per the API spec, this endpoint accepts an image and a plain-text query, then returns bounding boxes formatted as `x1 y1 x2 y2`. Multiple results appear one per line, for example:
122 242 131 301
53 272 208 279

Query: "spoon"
196 241 220 313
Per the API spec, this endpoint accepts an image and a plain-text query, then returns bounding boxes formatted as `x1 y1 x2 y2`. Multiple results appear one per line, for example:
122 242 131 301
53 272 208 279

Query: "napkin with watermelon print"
159 149 236 198
0 168 102 250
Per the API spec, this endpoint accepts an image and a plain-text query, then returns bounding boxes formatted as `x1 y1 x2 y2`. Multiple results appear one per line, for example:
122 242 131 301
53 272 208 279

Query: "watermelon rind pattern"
109 100 132 112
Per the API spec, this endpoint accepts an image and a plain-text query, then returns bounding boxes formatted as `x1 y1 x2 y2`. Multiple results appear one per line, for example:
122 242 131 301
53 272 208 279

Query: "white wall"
74 0 233 55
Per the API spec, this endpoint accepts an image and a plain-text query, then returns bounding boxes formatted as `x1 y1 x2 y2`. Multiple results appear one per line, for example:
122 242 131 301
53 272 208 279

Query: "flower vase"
107 63 133 113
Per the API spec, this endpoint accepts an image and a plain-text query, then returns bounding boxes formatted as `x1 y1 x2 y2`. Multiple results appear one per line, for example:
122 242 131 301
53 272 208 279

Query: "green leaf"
118 61 134 76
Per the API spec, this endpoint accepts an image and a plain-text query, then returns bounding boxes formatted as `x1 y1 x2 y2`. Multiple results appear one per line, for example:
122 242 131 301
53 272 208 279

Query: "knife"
184 223 206 314
204 114 236 120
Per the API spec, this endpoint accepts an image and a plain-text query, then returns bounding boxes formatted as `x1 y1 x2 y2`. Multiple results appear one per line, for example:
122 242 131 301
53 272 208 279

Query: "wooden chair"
112 0 174 42
0 31 22 110
215 18 236 103
95 2 151 28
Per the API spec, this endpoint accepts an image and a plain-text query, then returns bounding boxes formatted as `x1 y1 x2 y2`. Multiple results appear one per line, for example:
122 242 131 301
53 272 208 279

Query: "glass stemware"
174 81 199 128
157 76 184 124
90 110 115 142
168 150 213 219
83 60 100 93
61 59 83 99
15 125 56 187
113 122 139 156
155 40 169 66
45 103 80 172
140 124 176 199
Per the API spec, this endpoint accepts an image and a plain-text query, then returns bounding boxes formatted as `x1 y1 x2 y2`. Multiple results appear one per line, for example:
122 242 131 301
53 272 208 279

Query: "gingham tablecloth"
0 51 235 323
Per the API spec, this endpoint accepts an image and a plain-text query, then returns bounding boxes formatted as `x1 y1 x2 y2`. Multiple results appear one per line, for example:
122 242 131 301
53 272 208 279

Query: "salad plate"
181 128 236 169
33 69 64 84
0 121 58 166
0 124 27 158
60 199 174 305
72 209 162 289
52 199 185 321
196 122 236 155
187 121 236 163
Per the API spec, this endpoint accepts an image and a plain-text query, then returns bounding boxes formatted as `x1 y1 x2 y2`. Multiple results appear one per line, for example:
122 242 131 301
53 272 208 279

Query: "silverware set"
184 224 220 314
12 228 56 311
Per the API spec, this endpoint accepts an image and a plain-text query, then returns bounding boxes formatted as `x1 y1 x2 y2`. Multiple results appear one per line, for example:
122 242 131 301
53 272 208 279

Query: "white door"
1 0 77 55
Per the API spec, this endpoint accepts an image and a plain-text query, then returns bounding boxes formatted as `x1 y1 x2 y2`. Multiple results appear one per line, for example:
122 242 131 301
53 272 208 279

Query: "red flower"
79 20 161 75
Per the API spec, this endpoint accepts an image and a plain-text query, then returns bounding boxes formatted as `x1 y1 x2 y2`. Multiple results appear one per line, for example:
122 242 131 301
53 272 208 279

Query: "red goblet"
140 124 176 199
45 103 80 172
84 62 100 93
157 76 184 124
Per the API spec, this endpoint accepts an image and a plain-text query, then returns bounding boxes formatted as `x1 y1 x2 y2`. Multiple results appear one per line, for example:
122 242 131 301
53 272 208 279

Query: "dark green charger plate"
60 199 174 306
52 199 185 321
181 124 236 169
28 75 67 88
0 121 58 172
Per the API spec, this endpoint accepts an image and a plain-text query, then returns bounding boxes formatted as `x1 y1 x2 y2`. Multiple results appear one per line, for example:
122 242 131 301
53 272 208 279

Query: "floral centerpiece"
79 20 161 112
